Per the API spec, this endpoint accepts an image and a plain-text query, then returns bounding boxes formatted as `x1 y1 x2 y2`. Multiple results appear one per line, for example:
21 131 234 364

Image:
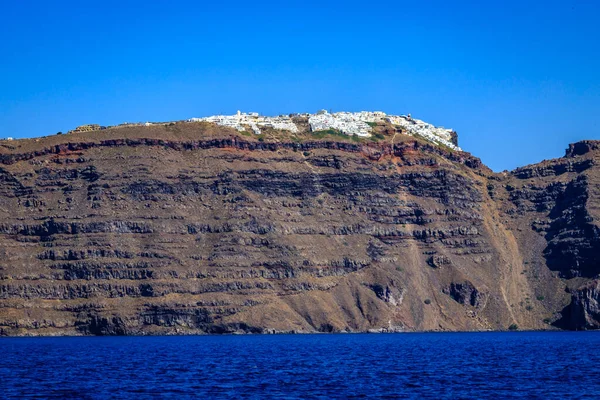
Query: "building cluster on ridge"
308 110 383 137
3 110 460 151
187 110 461 150
189 111 298 135
386 115 457 149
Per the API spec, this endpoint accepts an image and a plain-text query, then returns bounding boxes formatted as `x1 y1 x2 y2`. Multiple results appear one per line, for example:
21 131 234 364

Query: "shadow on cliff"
543 176 600 279
553 279 600 330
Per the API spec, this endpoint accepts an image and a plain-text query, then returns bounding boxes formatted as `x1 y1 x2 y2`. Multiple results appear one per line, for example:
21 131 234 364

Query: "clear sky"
1 0 598 171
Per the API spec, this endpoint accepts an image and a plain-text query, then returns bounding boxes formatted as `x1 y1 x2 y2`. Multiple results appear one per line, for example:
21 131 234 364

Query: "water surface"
1 332 599 398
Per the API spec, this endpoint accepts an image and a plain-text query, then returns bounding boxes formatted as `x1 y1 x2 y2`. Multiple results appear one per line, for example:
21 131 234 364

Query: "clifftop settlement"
188 110 460 151
54 110 461 151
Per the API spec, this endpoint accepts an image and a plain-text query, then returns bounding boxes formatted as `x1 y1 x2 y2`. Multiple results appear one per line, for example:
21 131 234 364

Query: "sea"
1 331 599 399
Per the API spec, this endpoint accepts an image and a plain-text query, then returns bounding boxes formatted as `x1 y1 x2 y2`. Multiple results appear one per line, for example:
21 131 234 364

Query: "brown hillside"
0 124 598 335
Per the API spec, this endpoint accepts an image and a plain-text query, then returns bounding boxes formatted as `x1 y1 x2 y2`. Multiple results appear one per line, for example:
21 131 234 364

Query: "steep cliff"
0 122 598 335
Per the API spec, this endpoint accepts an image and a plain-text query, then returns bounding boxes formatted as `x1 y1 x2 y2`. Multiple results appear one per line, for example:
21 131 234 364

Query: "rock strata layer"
1 123 599 335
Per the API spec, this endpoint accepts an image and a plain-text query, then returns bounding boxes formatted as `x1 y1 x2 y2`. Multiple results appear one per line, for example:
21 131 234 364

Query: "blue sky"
1 0 598 171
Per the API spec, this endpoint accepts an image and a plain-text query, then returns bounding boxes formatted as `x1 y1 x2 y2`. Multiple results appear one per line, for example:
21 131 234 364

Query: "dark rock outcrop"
558 280 600 330
443 282 485 308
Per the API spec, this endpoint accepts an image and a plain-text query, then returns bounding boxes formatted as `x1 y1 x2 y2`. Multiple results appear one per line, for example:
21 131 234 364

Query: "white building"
186 110 461 150
188 112 298 134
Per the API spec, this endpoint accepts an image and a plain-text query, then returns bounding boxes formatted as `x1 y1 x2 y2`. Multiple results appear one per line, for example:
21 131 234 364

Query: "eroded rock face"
0 124 599 335
559 280 600 330
427 254 451 269
501 154 600 279
443 282 486 308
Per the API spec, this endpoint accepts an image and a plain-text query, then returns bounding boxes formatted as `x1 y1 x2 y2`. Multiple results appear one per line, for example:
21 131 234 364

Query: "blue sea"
1 332 599 399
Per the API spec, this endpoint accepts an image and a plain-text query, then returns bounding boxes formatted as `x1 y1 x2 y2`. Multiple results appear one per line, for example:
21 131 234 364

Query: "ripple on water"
1 332 599 399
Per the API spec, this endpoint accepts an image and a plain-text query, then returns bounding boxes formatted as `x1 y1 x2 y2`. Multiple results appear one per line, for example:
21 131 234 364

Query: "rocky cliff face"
0 123 599 335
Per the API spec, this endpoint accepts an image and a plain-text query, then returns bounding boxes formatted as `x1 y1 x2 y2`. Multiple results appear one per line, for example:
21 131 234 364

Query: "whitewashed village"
188 110 460 151
2 111 461 151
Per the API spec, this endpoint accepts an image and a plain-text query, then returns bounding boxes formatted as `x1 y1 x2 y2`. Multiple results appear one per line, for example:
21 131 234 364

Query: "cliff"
0 122 598 335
